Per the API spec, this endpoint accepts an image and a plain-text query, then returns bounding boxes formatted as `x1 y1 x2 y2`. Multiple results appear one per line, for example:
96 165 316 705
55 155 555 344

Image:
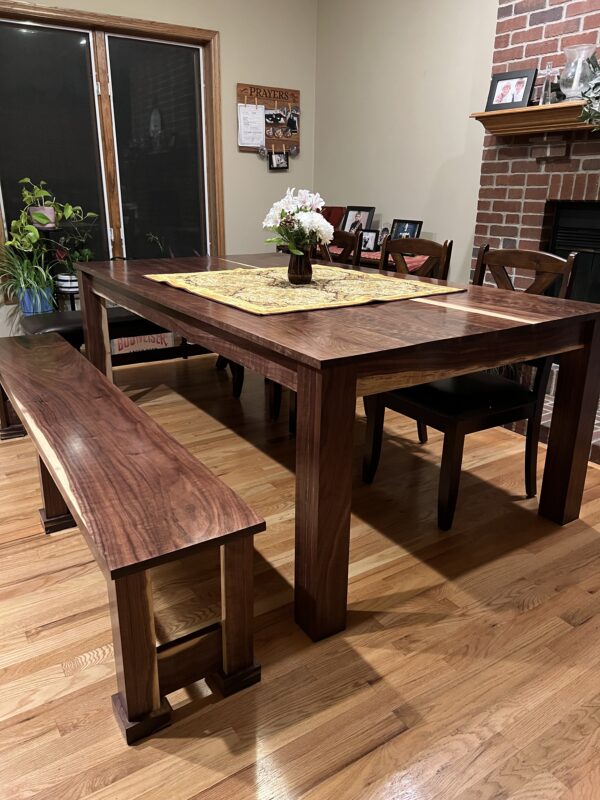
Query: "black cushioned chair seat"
393 372 535 418
21 308 165 350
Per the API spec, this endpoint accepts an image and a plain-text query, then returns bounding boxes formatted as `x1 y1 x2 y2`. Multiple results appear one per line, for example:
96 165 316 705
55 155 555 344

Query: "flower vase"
288 251 313 285
560 45 595 99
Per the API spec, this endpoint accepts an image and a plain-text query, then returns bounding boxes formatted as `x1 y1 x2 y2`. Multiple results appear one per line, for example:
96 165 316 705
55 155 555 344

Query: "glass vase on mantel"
288 250 313 285
560 45 596 100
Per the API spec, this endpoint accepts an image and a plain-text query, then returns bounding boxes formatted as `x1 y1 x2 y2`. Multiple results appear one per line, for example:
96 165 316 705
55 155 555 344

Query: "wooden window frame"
0 1 225 256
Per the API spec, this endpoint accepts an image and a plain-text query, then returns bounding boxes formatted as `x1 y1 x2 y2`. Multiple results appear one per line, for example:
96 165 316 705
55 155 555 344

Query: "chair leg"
525 414 542 498
265 379 283 420
362 395 385 484
212 537 260 696
229 362 244 398
289 390 297 435
438 429 465 531
215 355 228 370
417 421 428 444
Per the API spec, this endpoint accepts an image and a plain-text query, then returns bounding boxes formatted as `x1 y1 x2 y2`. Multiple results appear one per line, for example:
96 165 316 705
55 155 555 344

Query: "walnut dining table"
78 252 600 642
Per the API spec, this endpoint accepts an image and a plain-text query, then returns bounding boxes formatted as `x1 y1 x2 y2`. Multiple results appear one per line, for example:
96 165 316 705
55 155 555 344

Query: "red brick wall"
474 0 600 262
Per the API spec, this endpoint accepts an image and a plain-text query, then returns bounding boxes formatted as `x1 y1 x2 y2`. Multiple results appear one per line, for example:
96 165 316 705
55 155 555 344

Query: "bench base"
0 424 26 441
39 508 76 535
209 662 262 697
111 693 173 745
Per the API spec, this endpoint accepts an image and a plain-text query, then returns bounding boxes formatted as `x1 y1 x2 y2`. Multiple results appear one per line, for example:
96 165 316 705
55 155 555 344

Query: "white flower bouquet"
262 188 334 256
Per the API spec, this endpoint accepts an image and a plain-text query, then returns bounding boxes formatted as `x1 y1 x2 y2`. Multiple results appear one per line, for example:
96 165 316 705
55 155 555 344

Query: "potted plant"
9 179 98 295
263 188 334 284
53 225 95 293
19 178 57 229
581 53 600 127
0 242 54 315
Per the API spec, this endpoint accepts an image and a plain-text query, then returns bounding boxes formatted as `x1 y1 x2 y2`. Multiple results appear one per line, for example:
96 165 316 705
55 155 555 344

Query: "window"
108 36 208 258
0 5 224 259
0 21 109 260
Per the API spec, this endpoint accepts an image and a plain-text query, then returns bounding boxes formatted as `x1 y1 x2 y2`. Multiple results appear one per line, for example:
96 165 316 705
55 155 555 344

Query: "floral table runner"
145 265 464 316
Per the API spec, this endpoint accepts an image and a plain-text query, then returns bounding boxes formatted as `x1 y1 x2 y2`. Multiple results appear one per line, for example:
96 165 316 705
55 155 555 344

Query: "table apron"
356 319 589 397
89 280 298 391
86 277 593 400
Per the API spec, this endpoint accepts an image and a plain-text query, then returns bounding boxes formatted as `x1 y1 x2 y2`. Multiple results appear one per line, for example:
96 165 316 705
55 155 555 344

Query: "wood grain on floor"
1 354 600 799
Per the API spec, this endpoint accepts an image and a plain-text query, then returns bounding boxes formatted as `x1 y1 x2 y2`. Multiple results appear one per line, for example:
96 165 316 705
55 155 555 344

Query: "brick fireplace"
474 0 600 462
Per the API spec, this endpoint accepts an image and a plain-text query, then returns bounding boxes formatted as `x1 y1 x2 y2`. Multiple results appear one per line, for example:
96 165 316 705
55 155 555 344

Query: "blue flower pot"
20 287 54 316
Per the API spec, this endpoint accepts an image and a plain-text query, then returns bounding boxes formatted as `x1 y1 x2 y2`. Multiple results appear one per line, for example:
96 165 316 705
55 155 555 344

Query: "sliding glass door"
107 36 208 258
0 21 109 260
0 20 211 261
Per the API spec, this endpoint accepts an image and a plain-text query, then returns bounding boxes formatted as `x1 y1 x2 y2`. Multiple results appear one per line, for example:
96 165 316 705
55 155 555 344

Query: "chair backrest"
474 246 579 397
473 246 577 299
379 236 453 280
321 206 346 230
319 228 363 266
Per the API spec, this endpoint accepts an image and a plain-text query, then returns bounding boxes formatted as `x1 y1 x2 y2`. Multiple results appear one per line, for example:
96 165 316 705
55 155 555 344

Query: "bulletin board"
236 83 301 154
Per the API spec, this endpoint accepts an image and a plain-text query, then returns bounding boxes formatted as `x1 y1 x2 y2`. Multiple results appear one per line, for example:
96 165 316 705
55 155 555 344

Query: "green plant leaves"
30 211 52 226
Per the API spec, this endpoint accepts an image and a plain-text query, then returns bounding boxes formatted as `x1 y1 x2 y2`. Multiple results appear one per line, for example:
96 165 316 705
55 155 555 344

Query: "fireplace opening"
547 201 600 304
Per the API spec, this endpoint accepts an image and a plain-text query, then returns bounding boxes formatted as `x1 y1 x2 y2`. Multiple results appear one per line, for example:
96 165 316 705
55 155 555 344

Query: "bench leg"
108 571 172 744
212 537 261 696
37 458 75 534
0 387 26 440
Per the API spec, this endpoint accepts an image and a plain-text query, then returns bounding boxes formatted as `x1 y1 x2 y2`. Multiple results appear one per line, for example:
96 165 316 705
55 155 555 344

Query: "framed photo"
378 223 391 247
268 151 289 171
341 206 375 234
361 229 379 252
485 68 537 111
390 219 423 240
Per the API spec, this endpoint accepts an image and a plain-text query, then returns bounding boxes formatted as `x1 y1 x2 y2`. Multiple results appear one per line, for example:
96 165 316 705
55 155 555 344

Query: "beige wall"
314 0 497 281
24 0 318 255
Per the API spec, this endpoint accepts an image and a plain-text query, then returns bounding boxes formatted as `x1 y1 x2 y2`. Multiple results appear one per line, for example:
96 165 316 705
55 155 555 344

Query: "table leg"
539 320 600 525
295 364 356 641
79 271 112 380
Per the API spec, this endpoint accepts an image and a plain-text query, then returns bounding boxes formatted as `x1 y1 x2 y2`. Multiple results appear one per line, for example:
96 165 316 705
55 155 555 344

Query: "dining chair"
379 235 453 280
362 245 578 530
319 228 363 266
321 206 346 230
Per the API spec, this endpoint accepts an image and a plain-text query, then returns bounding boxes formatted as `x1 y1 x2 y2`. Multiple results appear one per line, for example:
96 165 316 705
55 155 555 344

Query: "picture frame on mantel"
485 68 537 112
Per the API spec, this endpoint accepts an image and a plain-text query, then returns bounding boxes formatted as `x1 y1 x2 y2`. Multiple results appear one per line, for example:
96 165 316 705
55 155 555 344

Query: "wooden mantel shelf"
470 100 589 136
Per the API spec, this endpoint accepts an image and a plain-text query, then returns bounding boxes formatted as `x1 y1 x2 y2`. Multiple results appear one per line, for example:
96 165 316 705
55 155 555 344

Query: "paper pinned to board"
237 103 265 148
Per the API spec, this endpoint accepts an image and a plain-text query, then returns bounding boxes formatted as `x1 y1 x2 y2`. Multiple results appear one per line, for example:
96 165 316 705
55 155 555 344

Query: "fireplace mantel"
471 100 588 137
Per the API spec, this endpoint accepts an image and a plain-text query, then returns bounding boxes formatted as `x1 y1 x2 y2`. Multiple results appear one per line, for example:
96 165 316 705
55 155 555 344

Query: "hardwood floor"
1 353 600 799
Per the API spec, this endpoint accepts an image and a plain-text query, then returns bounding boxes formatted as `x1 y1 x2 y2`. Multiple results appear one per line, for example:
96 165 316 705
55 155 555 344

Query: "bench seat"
0 333 265 743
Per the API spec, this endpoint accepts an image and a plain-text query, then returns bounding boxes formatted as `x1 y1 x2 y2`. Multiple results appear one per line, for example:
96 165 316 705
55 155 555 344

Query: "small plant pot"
56 273 79 294
19 286 53 316
29 205 56 229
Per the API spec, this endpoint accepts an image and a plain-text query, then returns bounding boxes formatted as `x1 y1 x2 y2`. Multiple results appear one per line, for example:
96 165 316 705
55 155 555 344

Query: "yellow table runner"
145 265 464 316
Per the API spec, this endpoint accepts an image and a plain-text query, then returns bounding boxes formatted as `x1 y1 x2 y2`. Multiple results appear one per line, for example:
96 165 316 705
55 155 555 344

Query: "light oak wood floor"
2 354 600 799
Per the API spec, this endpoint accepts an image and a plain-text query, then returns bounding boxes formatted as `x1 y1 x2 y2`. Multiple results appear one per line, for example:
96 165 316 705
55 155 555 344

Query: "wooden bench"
0 334 265 744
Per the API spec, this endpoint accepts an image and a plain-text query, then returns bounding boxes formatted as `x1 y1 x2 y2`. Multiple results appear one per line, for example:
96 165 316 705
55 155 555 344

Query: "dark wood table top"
79 253 600 369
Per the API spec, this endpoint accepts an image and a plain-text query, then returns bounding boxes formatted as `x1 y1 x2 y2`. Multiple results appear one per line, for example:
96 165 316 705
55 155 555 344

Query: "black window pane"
108 36 207 258
0 22 109 260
